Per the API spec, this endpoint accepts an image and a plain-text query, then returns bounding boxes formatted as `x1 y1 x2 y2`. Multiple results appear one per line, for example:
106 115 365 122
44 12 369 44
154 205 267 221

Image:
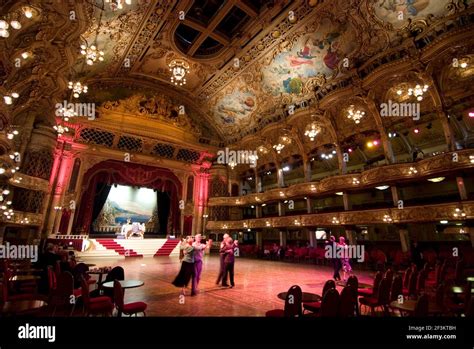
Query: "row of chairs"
266 277 359 317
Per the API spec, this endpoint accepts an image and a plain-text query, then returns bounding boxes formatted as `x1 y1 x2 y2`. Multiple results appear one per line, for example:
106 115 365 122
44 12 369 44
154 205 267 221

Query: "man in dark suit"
327 236 341 281
221 238 236 288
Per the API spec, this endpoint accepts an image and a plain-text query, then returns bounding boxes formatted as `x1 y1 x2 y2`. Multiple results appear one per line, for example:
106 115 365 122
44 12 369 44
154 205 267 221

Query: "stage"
79 255 375 316
77 238 181 258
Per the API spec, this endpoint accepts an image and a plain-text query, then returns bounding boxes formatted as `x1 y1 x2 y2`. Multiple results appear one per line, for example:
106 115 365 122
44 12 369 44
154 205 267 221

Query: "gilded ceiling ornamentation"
100 94 202 136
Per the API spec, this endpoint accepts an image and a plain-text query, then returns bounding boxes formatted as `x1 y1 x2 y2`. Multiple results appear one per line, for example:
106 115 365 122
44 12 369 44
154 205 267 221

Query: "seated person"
118 218 132 238
127 222 145 239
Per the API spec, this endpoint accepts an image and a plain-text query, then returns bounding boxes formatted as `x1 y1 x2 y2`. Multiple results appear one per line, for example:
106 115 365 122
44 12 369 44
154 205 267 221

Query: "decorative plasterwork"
206 201 474 230
208 150 474 206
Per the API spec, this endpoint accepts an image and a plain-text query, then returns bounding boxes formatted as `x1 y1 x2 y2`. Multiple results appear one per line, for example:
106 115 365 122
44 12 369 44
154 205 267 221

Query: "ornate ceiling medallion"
168 59 190 86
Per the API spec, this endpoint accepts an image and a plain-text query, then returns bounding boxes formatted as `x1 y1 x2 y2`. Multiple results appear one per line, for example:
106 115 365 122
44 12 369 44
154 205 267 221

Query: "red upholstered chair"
303 279 335 314
402 267 412 289
389 275 403 303
320 288 340 317
2 270 37 302
403 270 418 299
384 268 394 282
338 286 357 317
50 271 81 316
266 285 302 317
113 280 147 317
359 271 382 297
359 277 391 316
414 294 429 317
81 278 113 317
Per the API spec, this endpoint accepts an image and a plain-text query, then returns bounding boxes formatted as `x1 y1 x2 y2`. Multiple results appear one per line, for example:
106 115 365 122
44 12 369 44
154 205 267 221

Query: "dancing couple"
172 234 211 296
216 233 238 288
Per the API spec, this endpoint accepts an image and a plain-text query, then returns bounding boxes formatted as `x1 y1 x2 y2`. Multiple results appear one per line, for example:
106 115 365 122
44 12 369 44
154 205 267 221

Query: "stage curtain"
91 182 111 230
58 209 71 234
157 191 170 235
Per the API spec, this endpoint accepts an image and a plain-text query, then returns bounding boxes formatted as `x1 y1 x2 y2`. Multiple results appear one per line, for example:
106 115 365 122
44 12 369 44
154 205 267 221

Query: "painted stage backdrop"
93 185 159 232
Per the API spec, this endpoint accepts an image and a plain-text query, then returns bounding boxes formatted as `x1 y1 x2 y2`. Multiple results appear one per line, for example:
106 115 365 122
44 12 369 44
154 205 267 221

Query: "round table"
1 300 47 315
277 292 321 302
102 280 144 289
336 281 372 289
10 275 41 282
389 300 443 315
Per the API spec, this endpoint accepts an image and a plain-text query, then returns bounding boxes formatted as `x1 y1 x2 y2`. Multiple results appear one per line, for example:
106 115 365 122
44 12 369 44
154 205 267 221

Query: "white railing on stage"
49 234 89 240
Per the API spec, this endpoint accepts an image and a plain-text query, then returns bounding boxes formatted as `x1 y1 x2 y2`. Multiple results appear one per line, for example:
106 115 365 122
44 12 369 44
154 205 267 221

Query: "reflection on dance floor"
81 255 374 316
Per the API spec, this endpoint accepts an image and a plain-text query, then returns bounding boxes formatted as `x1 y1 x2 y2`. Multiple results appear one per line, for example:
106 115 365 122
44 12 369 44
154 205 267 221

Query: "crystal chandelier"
68 81 88 98
304 122 321 141
346 105 365 124
0 19 21 38
105 0 132 10
2 92 19 105
168 59 190 86
453 208 466 218
54 124 69 135
273 134 291 154
56 106 77 122
80 44 104 65
396 84 429 101
0 187 13 220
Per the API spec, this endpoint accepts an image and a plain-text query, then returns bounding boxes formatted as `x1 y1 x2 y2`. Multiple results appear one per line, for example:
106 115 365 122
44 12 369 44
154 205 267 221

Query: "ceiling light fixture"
68 81 88 98
80 43 104 66
376 185 389 190
169 59 190 86
304 121 321 141
346 105 365 124
427 177 445 183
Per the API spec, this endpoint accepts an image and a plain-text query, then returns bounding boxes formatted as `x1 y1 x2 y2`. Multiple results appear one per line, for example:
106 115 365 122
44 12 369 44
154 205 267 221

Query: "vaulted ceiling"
1 0 474 150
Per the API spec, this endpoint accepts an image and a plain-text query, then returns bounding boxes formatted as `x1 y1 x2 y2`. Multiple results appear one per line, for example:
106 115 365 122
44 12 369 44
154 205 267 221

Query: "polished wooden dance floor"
85 256 374 316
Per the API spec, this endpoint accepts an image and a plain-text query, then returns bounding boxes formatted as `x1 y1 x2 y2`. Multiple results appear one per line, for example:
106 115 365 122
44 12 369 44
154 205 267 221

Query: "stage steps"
95 239 143 257
154 239 180 257
78 239 180 258
76 239 123 259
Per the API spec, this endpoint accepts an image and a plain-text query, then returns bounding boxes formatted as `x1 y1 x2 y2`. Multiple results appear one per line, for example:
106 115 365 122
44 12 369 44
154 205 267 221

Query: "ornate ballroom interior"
1 0 474 321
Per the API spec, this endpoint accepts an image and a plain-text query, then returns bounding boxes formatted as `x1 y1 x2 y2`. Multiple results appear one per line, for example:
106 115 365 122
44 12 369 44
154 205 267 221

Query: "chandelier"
304 122 321 141
396 84 429 101
68 81 88 98
272 134 292 154
80 44 104 65
453 208 466 218
346 105 365 124
56 106 77 122
0 187 13 220
105 0 132 10
54 124 69 135
0 19 21 38
257 145 269 154
168 59 190 86
2 92 19 105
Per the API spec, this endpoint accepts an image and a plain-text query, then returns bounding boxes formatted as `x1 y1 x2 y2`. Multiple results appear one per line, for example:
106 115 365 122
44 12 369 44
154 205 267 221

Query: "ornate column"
399 228 410 253
456 176 468 200
364 94 395 164
279 230 287 248
193 169 210 235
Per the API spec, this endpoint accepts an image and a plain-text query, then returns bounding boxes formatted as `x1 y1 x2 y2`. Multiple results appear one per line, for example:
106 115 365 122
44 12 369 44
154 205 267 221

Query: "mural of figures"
262 19 356 96
374 0 450 28
213 89 257 125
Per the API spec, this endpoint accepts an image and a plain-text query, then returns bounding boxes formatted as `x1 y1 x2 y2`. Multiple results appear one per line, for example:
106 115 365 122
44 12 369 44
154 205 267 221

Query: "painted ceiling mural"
62 0 470 142
261 19 357 96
